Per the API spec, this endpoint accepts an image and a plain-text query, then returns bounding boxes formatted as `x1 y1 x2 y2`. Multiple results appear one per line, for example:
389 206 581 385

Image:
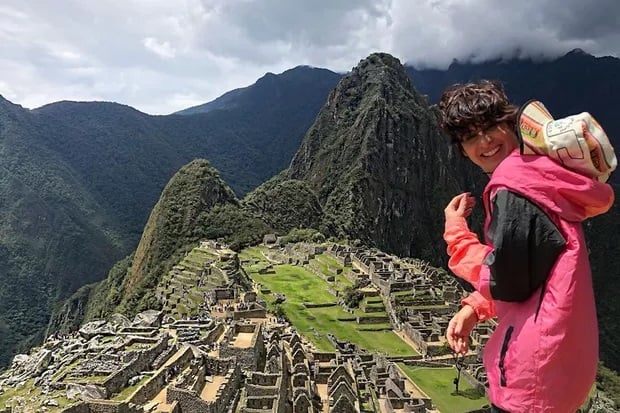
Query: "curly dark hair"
439 80 518 144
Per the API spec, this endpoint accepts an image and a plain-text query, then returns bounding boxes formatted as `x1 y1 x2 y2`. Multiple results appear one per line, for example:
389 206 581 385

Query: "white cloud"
0 0 618 114
143 37 177 59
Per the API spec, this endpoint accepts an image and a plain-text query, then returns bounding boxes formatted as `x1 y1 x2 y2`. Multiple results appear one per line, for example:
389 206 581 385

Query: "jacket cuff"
462 291 495 321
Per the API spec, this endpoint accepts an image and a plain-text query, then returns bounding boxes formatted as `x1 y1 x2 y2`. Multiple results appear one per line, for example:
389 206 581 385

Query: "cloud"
0 0 618 114
143 37 177 59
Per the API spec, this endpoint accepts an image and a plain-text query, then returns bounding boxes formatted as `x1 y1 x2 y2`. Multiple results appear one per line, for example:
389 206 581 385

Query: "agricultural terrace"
241 247 416 356
398 365 489 413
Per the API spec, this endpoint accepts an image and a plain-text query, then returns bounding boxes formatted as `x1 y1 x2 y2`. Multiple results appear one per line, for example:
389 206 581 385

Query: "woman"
439 80 614 412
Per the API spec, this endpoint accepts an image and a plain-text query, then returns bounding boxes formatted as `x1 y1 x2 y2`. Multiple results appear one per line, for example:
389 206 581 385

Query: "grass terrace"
398 365 489 413
245 258 416 356
239 246 269 262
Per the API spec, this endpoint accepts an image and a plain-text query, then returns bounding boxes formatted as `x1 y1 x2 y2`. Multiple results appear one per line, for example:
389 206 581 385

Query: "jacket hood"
488 150 614 222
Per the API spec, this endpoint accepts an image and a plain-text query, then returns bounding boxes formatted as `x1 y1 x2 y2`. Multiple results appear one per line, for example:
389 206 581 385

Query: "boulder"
132 310 163 327
66 383 84 400
81 384 107 400
79 320 113 340
109 313 132 329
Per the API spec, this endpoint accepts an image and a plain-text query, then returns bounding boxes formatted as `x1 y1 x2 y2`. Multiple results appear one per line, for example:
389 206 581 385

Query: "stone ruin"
0 240 496 413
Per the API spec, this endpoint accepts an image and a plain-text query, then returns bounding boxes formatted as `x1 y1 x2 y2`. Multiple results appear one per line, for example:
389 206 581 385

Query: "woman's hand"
445 193 476 221
446 305 478 355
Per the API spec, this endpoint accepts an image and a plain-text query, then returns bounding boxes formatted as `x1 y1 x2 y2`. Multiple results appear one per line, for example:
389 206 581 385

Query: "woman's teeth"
482 147 500 157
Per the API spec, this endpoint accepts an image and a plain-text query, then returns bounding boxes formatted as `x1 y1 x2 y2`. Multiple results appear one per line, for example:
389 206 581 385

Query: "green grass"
316 253 343 269
250 264 416 356
398 365 489 413
334 272 353 287
253 265 337 303
239 246 268 261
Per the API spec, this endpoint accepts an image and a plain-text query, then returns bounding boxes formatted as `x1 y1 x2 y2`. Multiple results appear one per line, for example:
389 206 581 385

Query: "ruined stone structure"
0 240 493 413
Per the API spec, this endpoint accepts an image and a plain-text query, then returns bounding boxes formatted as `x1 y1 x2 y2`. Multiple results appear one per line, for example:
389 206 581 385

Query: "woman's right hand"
445 193 476 221
446 305 478 354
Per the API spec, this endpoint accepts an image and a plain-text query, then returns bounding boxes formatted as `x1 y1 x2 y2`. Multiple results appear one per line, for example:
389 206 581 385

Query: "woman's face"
459 123 519 173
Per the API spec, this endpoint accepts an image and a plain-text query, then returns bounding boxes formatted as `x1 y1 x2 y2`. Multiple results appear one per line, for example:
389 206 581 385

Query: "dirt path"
232 332 254 348
200 376 226 401
152 387 173 412
395 365 430 400
315 383 329 413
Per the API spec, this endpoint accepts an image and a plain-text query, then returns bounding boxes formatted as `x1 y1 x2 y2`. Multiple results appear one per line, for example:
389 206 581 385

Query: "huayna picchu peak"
288 52 481 261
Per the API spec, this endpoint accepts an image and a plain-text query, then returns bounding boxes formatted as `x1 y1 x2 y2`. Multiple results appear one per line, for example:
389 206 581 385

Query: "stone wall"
126 346 194 405
243 397 276 411
220 346 256 371
249 373 279 387
388 282 414 293
127 369 166 405
205 357 236 376
102 336 169 395
303 302 337 309
60 403 90 413
356 315 390 324
312 352 336 362
167 388 215 413
168 365 242 413
220 366 243 412
87 401 142 413
214 288 234 300
205 323 225 343
402 324 426 352
233 308 266 320
235 323 257 334
169 401 181 413
245 383 279 397
383 397 426 413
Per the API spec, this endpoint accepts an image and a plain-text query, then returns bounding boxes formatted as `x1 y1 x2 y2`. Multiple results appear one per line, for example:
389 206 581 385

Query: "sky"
0 0 618 115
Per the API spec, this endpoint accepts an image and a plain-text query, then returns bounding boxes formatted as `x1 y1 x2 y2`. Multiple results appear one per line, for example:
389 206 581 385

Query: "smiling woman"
439 79 615 413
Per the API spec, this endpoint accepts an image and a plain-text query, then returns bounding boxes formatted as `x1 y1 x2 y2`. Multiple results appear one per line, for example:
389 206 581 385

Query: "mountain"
287 53 484 260
71 159 277 323
0 66 341 368
242 174 324 233
0 97 129 366
176 65 341 116
255 51 620 372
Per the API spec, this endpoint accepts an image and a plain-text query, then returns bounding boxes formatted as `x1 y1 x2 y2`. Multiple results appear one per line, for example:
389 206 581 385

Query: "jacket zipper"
499 326 514 387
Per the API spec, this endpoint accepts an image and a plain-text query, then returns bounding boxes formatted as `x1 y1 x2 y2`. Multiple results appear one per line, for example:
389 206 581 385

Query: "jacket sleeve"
443 217 495 319
462 291 495 321
443 216 492 285
483 190 567 302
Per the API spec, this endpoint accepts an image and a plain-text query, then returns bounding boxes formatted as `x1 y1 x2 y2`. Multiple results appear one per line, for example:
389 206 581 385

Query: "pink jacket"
444 150 614 412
